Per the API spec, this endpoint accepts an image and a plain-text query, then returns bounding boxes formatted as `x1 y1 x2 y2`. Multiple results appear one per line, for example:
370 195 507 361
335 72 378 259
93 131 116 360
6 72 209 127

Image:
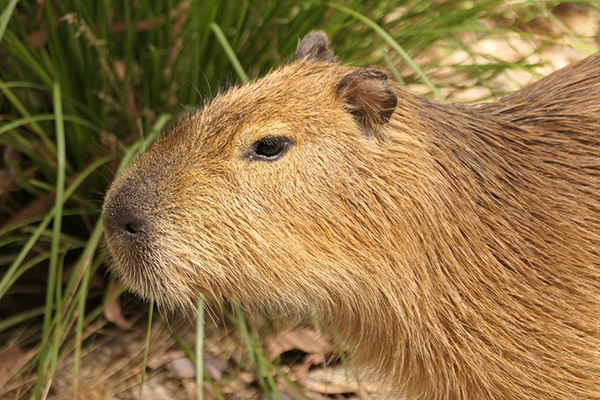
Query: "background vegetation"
1 0 598 398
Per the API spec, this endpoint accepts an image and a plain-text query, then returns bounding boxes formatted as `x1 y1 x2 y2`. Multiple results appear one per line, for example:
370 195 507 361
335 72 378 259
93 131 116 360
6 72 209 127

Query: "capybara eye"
247 136 292 161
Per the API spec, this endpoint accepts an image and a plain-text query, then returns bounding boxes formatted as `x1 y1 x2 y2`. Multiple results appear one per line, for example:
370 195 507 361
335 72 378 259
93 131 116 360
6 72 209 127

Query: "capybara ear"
293 31 336 63
336 68 398 140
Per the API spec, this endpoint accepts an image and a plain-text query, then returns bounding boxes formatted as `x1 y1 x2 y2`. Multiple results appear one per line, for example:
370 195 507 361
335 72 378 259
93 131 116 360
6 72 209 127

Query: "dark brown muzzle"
102 173 160 253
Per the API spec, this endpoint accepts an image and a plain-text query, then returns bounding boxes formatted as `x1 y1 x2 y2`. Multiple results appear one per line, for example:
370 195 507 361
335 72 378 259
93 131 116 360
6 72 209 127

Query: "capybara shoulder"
102 32 600 399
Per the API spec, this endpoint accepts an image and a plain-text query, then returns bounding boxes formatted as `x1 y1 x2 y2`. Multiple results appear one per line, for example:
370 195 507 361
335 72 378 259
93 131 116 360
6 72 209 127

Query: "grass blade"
328 2 446 101
210 22 249 84
0 0 19 45
196 296 205 400
0 154 111 300
140 299 155 400
31 82 66 399
74 220 105 374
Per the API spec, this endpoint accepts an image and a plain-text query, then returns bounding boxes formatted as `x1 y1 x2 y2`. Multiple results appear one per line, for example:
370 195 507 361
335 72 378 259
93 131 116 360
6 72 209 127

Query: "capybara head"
102 33 404 311
103 32 600 399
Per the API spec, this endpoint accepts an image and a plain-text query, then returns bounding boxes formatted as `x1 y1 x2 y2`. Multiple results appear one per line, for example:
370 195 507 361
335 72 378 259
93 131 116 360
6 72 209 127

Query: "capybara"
102 32 600 399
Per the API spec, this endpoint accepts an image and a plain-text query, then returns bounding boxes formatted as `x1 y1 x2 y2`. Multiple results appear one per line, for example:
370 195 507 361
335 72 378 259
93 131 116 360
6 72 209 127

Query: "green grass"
1 0 598 398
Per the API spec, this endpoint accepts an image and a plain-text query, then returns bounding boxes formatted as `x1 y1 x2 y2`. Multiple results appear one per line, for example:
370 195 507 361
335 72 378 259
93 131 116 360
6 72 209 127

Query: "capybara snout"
103 174 155 241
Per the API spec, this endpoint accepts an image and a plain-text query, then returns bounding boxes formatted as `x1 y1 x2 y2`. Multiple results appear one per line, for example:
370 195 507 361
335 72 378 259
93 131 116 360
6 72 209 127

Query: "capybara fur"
102 32 600 399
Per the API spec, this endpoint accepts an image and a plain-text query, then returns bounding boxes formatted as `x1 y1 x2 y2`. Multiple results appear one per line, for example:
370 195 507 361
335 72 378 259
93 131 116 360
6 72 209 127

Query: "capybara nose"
104 206 148 240
102 176 156 242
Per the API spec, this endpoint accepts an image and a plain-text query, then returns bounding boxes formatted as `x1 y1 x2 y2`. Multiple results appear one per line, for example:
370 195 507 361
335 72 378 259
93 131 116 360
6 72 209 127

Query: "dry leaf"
266 328 332 360
219 371 254 394
3 192 54 229
259 391 292 400
304 366 359 395
294 352 326 383
166 357 196 379
147 349 186 370
29 29 48 47
304 366 384 396
113 60 126 81
553 3 600 37
277 379 329 400
204 358 228 381
0 346 25 387
103 284 133 330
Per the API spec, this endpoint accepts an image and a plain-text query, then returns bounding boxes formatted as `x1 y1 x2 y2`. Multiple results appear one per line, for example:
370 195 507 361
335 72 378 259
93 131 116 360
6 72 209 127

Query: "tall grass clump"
1 0 598 398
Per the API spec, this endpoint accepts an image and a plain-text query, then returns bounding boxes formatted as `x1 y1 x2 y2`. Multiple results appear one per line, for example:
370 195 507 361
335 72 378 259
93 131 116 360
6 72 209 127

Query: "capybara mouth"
103 223 207 310
101 170 187 306
102 175 220 309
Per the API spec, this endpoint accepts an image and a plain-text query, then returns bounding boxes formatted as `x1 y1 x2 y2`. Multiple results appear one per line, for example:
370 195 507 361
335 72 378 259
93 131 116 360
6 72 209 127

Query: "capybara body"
102 33 600 399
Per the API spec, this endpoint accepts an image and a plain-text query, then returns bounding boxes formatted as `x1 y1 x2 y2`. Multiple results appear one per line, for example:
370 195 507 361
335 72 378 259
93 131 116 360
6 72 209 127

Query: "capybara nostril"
124 222 141 235
119 212 147 238
102 174 158 243
102 204 149 240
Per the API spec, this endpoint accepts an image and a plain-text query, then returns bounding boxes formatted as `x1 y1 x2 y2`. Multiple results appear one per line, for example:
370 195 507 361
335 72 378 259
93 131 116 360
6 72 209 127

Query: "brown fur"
102 33 600 399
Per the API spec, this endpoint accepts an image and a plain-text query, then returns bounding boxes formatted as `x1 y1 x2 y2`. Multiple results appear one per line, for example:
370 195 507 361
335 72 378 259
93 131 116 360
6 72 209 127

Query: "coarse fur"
102 32 600 399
